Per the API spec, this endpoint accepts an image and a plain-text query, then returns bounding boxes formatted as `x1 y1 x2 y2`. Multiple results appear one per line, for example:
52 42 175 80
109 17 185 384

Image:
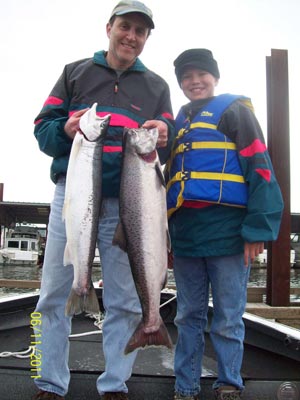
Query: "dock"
246 287 300 328
0 279 41 289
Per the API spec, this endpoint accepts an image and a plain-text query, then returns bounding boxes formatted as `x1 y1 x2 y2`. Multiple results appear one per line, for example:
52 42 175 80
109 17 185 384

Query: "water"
0 263 103 299
249 266 300 287
1 263 300 300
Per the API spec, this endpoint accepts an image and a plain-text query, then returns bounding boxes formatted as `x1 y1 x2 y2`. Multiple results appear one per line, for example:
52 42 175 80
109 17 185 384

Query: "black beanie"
174 48 220 85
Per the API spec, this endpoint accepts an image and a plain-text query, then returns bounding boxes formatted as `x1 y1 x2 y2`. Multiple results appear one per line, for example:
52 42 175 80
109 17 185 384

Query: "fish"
113 127 173 354
63 103 111 316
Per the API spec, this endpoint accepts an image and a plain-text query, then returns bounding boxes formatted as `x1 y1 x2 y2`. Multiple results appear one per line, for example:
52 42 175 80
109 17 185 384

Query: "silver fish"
113 127 172 354
63 103 110 316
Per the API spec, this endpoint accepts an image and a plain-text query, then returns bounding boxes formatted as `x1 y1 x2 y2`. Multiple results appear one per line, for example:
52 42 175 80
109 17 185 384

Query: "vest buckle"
181 171 190 180
183 142 191 151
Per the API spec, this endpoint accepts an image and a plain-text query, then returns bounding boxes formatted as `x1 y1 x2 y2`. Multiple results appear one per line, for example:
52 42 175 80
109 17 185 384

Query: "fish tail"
65 286 100 316
124 318 173 354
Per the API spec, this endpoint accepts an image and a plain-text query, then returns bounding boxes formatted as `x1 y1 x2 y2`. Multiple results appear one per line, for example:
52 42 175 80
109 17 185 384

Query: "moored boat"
0 225 44 266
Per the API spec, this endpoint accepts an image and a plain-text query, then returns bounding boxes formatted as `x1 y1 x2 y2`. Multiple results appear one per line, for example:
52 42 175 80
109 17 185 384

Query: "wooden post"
0 183 3 202
0 183 3 246
266 49 290 306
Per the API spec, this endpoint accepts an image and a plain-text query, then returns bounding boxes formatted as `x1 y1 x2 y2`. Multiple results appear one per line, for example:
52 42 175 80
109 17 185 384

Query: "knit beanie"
174 48 220 85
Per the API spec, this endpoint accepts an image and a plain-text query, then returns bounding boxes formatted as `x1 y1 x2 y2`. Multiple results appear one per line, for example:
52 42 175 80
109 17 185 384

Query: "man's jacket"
34 50 174 197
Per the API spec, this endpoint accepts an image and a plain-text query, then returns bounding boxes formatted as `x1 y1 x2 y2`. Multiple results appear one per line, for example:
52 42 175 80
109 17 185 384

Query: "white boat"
255 248 295 266
0 225 44 266
255 234 297 267
93 247 101 265
291 233 300 266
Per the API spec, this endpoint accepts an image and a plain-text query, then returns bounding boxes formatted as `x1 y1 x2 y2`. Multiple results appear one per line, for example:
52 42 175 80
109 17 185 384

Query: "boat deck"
3 370 300 400
1 292 300 399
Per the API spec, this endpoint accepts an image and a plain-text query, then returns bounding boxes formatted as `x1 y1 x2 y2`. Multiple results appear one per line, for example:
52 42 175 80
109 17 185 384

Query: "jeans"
173 254 250 396
34 179 142 396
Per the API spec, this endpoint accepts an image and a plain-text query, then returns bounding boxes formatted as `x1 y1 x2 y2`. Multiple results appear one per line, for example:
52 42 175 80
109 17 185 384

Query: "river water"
1 263 300 300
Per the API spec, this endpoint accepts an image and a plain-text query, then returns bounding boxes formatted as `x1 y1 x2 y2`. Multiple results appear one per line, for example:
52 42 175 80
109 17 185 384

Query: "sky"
0 0 299 212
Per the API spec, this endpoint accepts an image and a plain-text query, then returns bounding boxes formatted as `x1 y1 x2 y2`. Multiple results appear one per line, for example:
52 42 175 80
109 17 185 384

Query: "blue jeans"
173 254 250 396
34 179 142 396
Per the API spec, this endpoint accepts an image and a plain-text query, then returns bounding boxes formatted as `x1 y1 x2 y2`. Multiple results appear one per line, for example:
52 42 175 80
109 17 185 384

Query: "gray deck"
1 317 300 399
1 369 300 400
1 292 300 399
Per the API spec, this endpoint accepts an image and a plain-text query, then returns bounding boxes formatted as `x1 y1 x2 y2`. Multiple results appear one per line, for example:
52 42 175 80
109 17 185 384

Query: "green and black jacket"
34 50 175 198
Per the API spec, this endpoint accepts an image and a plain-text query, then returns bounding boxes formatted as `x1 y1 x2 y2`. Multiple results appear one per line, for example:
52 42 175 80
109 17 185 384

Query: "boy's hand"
142 120 168 148
244 242 264 266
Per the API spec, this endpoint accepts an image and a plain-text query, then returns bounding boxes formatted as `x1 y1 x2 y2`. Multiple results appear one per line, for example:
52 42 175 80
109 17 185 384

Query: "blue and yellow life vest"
167 94 251 218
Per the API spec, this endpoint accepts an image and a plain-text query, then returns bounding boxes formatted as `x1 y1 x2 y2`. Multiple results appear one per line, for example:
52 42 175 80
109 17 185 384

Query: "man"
166 48 283 400
32 2 174 399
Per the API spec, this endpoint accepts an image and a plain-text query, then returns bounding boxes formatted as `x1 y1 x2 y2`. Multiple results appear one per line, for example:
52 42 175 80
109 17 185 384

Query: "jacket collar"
93 50 147 72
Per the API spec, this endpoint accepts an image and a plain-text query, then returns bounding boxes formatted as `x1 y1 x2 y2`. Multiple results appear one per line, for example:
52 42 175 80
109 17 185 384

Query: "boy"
166 48 283 400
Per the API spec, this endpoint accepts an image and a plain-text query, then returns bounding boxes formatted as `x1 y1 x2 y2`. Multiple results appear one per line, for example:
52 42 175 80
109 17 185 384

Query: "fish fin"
155 163 166 188
62 197 71 222
167 250 174 270
62 203 66 221
65 286 100 316
162 269 168 289
166 228 171 253
124 318 173 354
63 244 72 266
112 221 127 252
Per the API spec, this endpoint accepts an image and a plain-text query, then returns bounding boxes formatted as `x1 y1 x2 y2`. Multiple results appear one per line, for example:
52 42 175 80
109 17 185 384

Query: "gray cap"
110 0 154 29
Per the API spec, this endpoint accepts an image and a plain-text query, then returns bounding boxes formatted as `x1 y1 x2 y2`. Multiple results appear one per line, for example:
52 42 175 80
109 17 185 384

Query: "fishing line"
0 346 35 358
68 295 177 338
159 294 177 308
0 295 178 357
69 311 104 338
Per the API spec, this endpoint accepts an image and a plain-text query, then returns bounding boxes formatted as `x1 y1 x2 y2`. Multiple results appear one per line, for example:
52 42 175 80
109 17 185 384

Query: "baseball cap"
110 0 154 29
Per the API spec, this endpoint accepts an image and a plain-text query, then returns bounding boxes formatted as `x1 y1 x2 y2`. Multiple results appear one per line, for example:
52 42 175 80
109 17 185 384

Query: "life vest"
167 94 251 218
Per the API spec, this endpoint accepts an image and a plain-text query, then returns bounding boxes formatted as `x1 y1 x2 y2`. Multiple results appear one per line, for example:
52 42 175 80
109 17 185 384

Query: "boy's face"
180 67 218 101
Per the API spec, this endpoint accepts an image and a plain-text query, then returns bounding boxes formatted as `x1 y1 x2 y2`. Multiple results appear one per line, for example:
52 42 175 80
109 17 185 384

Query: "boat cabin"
0 225 42 265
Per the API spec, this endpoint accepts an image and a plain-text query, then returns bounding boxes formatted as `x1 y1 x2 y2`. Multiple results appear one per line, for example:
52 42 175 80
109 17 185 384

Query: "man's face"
106 13 150 70
180 67 219 101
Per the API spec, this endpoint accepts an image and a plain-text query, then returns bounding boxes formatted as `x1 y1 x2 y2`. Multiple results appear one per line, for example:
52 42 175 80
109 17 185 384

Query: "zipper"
114 79 119 94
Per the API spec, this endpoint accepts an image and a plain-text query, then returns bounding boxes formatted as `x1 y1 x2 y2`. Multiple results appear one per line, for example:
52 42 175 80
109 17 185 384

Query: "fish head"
80 103 111 142
124 128 158 156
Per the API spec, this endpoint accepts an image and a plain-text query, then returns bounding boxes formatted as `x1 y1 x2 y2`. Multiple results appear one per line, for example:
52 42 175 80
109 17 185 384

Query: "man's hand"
64 108 89 139
142 120 168 148
244 241 264 266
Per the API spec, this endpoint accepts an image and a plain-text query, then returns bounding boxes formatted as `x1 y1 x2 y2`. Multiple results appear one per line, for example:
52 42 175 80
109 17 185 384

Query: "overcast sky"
0 0 299 212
